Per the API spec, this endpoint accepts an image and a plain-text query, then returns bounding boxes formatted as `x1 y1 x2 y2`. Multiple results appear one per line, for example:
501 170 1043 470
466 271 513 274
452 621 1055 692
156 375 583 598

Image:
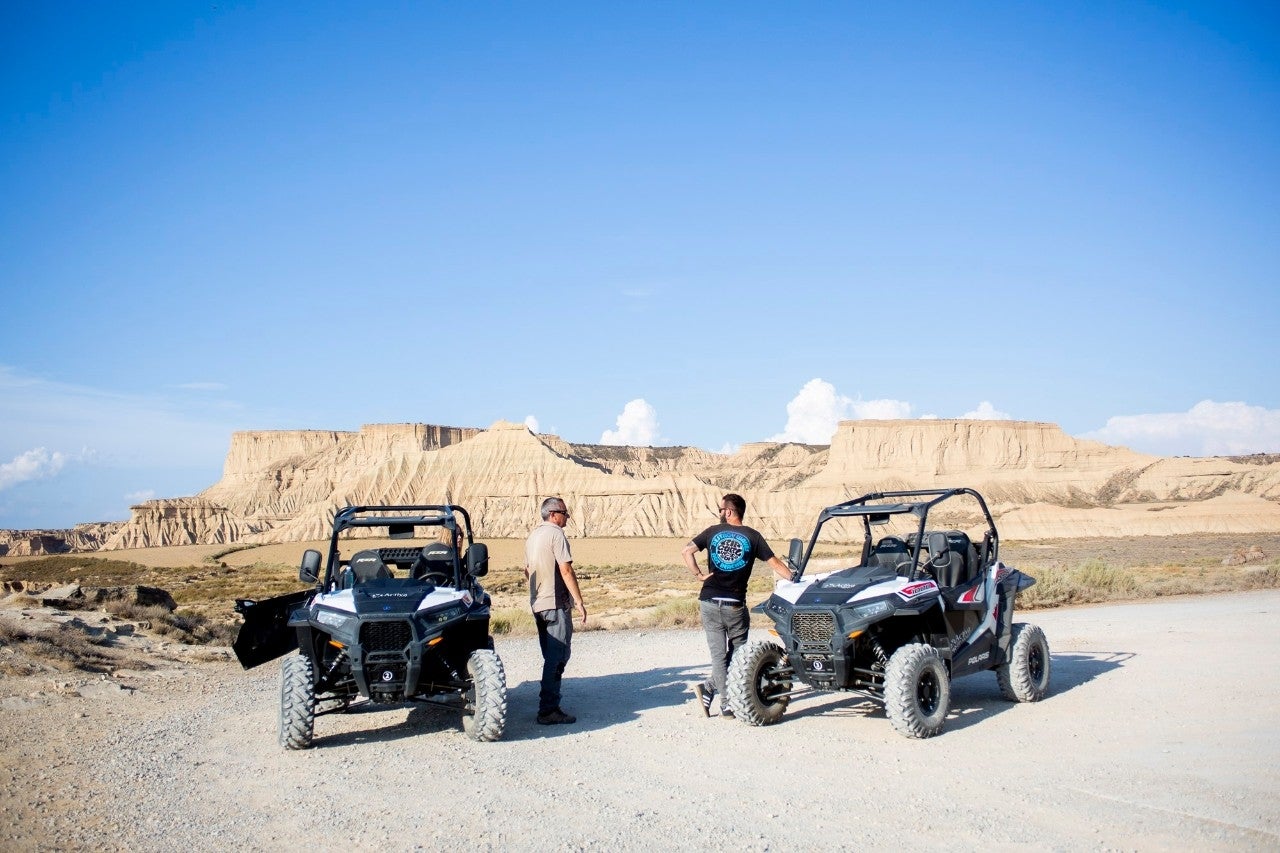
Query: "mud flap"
233 590 312 669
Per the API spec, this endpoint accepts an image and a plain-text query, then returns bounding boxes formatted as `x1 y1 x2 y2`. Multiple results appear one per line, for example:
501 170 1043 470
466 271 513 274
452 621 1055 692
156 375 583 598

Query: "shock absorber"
868 632 890 667
321 649 348 683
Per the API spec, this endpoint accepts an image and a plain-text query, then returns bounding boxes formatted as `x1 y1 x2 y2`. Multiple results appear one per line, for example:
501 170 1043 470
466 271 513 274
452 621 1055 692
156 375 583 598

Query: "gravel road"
3 590 1279 851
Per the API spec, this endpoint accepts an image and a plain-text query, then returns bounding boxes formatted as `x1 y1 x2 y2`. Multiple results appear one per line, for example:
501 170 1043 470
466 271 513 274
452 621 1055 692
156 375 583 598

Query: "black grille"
361 620 412 653
792 611 835 644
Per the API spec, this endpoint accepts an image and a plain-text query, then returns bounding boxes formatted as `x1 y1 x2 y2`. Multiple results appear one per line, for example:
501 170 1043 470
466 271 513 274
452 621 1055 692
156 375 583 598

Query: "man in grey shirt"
524 496 587 724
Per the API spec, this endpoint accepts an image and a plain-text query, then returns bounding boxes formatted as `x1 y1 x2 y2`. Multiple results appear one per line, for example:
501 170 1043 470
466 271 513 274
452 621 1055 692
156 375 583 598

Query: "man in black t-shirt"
681 493 792 718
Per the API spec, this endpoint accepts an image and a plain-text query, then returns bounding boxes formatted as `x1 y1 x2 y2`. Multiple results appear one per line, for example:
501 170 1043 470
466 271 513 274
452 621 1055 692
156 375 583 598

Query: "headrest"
350 549 390 582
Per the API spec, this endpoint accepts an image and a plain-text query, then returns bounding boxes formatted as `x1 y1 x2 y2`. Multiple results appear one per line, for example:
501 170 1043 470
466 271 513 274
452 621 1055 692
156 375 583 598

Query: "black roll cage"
323 504 476 589
795 488 999 582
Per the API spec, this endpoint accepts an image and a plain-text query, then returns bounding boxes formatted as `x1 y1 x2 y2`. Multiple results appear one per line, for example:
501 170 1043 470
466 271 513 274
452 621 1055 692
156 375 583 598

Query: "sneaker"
720 707 735 719
536 708 576 725
693 684 713 717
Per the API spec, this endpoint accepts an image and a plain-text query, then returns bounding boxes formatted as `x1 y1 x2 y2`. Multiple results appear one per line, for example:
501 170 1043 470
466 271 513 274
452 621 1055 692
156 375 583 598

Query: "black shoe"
693 684 713 717
720 707 735 719
537 708 576 725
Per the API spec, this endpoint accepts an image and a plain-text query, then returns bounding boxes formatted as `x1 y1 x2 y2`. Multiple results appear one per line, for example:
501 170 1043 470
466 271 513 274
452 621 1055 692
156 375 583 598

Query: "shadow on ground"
724 650 1134 736
305 651 1133 746
306 662 705 747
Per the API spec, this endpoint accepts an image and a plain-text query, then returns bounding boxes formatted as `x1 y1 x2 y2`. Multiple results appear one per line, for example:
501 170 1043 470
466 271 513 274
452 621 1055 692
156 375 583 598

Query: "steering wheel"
420 571 452 586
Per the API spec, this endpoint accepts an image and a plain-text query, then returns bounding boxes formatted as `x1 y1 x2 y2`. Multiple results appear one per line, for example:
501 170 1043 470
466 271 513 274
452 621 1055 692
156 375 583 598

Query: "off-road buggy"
726 488 1049 738
233 505 507 747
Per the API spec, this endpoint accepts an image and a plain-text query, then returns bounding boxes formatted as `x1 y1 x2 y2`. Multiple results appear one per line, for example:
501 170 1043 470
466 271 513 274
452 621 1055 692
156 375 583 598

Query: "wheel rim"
756 657 789 702
916 668 940 715
1028 642 1045 684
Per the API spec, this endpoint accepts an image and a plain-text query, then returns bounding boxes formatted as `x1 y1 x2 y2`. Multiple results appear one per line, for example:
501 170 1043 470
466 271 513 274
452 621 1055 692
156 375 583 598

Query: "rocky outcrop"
102 498 261 550
2 581 177 611
12 418 1280 550
0 522 122 556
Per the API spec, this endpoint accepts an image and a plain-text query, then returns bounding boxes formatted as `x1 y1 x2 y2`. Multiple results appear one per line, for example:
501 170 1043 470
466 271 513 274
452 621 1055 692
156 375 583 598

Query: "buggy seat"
412 542 457 582
348 550 392 585
932 531 980 588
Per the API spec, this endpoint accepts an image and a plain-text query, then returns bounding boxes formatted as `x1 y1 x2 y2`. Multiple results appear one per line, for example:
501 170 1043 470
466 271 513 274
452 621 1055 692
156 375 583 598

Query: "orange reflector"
768 628 779 638
427 637 444 647
847 629 864 640
328 640 345 649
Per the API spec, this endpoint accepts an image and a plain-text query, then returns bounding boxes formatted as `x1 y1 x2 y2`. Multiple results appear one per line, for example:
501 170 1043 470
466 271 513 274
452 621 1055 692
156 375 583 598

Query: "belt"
709 598 744 606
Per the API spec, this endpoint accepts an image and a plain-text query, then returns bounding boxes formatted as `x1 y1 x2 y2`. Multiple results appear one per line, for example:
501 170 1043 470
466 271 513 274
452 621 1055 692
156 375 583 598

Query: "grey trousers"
535 607 574 715
699 599 749 697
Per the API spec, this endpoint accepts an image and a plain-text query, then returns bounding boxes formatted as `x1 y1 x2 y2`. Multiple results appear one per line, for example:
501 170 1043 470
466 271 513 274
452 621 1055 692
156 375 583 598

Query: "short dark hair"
722 493 746 519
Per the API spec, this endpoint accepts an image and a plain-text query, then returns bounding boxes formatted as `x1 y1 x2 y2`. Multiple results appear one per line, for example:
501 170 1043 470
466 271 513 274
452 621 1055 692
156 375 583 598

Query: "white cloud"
601 399 661 446
0 365 244 467
0 448 69 492
123 489 156 504
770 378 912 444
524 415 540 434
959 401 1011 420
1083 400 1280 456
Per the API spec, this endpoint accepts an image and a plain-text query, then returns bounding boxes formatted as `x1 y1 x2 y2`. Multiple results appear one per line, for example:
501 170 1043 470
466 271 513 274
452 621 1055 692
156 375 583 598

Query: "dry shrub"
104 601 173 623
489 607 535 636
1071 559 1139 595
1239 562 1280 589
644 599 700 629
103 600 237 645
0 620 117 673
1020 559 1138 609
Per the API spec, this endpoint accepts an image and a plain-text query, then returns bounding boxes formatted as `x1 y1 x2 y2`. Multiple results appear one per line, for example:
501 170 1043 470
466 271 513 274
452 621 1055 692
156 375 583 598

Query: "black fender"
232 589 313 670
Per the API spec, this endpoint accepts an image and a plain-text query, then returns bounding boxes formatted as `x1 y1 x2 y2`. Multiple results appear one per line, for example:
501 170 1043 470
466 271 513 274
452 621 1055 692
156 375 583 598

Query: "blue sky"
2 2 1278 528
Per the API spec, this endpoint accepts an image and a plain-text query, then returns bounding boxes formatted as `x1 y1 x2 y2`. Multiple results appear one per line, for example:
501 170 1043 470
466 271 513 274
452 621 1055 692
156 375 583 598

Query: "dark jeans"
535 607 574 715
699 599 749 697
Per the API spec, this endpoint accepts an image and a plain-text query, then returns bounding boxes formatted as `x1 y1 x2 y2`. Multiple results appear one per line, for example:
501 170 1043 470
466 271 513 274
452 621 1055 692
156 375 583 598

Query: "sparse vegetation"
3 534 1278 643
103 600 238 645
0 619 118 675
1018 558 1280 608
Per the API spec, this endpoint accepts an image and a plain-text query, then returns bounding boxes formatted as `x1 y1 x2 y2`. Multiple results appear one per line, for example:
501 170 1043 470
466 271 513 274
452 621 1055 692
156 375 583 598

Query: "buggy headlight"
425 603 465 625
849 600 894 621
316 608 355 632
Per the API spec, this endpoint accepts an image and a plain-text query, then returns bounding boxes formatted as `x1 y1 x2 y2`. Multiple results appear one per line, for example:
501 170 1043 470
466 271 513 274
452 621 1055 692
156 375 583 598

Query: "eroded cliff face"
0 522 122 556
102 498 261 550
67 418 1280 549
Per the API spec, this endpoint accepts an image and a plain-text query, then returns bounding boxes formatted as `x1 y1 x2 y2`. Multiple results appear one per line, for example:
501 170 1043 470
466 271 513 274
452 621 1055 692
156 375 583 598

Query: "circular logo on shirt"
709 530 750 572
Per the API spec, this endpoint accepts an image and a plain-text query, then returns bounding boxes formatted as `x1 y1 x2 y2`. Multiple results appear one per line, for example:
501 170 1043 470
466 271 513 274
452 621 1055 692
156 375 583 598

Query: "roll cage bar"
323 505 476 588
794 488 999 582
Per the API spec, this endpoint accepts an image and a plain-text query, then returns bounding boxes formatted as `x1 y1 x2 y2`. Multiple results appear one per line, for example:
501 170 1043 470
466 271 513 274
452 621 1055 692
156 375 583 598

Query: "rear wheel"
726 641 792 726
462 649 507 741
279 654 316 750
996 623 1051 702
884 643 950 739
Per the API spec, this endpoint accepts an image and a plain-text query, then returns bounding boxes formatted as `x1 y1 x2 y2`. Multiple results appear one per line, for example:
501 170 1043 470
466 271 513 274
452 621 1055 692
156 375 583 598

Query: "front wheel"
884 643 950 739
462 649 507 741
996 623 1051 702
726 641 792 726
279 653 316 749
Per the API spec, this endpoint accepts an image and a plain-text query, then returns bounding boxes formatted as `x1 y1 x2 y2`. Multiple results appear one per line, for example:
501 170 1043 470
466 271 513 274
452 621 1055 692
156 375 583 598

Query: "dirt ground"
1 589 1277 851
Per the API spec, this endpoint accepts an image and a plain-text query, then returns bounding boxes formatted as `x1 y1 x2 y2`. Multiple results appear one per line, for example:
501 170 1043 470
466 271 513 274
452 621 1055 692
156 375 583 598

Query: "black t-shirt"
691 523 775 602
